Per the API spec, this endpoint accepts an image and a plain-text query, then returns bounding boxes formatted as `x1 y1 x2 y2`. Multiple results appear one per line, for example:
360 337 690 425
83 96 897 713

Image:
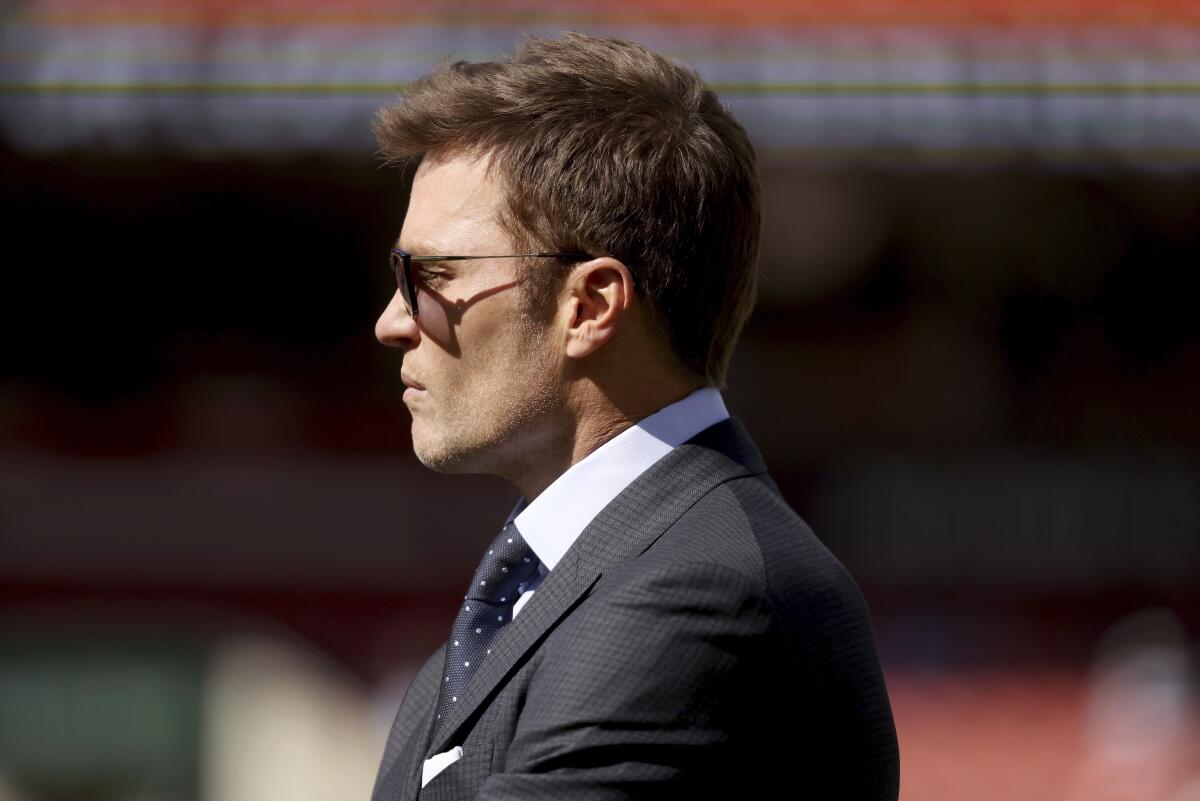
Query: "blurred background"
2 0 1199 799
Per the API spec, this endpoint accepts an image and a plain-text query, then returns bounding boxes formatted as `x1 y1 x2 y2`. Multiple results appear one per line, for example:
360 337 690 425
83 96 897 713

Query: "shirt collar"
508 386 729 572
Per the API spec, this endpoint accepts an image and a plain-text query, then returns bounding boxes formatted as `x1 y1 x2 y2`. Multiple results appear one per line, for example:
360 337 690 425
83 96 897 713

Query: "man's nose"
375 289 419 348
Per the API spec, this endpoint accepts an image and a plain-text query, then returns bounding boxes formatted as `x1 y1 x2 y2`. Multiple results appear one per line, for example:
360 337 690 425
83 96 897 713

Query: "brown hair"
372 31 760 388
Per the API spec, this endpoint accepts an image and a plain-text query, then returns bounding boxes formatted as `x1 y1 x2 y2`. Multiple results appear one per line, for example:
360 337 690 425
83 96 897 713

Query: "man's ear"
562 257 636 360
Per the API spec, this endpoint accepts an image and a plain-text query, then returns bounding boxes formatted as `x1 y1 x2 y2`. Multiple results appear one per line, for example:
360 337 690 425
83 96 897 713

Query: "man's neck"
512 380 707 502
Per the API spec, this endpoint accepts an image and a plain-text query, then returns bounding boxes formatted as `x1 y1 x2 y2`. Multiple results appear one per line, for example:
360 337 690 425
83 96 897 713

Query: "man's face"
375 151 566 475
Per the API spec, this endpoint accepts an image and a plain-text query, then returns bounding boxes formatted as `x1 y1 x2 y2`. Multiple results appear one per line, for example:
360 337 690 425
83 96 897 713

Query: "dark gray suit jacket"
371 416 900 800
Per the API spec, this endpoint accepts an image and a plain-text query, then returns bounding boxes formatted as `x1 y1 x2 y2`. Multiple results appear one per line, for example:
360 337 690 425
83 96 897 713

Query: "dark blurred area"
2 2 1200 800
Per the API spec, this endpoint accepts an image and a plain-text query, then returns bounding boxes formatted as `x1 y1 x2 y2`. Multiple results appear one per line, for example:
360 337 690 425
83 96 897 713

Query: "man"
370 32 899 801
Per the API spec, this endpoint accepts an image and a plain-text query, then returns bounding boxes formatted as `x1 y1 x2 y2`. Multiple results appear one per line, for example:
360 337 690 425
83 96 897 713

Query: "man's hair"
373 31 760 388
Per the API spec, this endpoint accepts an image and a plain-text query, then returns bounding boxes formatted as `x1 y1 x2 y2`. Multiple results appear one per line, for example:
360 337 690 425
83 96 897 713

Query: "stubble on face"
411 301 567 479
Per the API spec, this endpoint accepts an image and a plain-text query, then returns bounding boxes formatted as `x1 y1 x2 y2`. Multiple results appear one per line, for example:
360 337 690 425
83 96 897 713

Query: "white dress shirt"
506 385 729 620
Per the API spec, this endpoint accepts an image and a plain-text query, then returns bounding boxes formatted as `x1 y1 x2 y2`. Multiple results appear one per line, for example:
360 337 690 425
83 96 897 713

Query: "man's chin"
411 433 478 474
412 444 460 473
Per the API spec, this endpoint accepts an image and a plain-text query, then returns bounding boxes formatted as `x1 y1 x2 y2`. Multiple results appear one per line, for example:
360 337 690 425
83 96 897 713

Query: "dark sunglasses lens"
390 253 415 314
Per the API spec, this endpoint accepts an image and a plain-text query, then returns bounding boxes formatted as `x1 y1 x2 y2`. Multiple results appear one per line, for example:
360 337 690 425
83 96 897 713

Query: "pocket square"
421 746 464 788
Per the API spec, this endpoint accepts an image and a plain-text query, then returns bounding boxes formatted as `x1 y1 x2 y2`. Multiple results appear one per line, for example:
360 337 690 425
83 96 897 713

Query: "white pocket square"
421 746 464 788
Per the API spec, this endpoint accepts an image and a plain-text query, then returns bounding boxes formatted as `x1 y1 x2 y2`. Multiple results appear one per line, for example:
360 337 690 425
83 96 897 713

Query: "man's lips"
401 373 427 402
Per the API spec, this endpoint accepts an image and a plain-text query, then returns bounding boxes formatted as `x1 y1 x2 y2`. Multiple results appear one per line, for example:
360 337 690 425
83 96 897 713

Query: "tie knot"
464 522 539 603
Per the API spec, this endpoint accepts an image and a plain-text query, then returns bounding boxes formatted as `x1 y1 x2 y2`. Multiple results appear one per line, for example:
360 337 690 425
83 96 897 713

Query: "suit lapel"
423 415 768 757
422 557 603 759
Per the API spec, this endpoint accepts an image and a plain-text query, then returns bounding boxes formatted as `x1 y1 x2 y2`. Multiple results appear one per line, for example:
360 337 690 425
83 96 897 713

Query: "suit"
371 410 901 800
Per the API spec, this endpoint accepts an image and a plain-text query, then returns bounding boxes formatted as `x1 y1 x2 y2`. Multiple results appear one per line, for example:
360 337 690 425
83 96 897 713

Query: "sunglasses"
389 248 590 318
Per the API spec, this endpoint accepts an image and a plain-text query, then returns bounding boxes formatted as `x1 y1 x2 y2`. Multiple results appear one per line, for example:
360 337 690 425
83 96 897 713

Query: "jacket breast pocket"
419 741 494 801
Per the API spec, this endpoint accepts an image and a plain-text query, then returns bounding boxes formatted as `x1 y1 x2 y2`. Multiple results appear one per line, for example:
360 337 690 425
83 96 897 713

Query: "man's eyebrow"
397 239 450 256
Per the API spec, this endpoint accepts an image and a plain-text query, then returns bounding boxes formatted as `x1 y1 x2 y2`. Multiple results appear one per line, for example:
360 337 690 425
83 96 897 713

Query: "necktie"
430 521 540 740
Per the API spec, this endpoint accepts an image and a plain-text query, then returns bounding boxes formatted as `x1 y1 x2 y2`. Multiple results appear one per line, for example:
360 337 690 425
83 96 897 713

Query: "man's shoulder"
577 411 871 627
656 473 850 583
615 471 874 637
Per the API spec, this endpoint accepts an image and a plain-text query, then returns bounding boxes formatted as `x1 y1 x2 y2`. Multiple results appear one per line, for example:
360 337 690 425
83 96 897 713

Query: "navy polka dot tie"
431 521 540 740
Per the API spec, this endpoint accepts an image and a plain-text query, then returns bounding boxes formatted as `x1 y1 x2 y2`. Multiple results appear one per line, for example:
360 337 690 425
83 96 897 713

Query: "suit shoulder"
660 474 861 595
662 474 881 653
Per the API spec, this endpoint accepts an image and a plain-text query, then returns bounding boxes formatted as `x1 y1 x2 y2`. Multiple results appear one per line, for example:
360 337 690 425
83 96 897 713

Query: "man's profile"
370 31 899 801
